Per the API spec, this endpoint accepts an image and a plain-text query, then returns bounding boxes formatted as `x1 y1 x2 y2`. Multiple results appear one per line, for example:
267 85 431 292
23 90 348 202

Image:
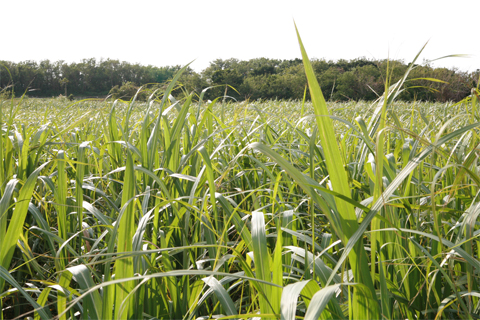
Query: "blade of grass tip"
123 86 143 143
301 85 307 117
147 62 193 171
295 22 357 239
140 100 152 176
294 22 375 303
368 42 428 137
107 101 122 169
167 93 193 170
196 86 214 121
0 179 19 249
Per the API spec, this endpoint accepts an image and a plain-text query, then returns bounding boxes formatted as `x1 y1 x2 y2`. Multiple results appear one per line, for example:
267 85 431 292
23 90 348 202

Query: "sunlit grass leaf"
295 24 376 311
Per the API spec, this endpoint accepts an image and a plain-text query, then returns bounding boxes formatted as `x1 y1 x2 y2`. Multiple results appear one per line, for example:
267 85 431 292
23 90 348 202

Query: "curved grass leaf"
304 284 341 320
202 276 238 318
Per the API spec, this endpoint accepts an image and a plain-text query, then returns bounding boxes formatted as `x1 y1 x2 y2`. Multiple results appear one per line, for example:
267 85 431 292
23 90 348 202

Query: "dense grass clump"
1 36 480 319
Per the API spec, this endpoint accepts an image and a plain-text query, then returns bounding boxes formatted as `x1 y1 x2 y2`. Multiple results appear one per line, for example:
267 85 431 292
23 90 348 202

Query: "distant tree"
177 68 208 98
59 77 69 96
316 66 342 100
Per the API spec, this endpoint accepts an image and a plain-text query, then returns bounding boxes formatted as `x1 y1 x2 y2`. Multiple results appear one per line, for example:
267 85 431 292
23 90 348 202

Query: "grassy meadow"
2 36 480 319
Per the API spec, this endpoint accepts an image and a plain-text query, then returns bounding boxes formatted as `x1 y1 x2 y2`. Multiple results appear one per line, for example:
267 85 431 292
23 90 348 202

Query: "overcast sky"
3 0 479 73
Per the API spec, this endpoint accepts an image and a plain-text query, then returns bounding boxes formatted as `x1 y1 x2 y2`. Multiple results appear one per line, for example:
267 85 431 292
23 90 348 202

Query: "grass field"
1 37 480 319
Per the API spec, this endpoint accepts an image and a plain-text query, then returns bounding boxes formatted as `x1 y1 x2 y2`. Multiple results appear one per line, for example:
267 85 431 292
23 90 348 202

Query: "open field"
2 41 480 319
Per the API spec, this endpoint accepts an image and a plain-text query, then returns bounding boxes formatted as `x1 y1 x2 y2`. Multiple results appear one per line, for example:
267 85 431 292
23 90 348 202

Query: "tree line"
0 59 181 98
1 57 478 102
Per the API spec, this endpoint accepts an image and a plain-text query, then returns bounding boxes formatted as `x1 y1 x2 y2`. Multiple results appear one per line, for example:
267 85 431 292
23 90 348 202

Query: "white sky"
3 0 479 73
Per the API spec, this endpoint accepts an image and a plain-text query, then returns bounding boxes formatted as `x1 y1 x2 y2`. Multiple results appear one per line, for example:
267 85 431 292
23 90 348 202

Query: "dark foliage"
1 57 478 102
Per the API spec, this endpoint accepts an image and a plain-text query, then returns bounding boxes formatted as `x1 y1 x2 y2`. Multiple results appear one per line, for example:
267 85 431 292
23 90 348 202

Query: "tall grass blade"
252 211 273 316
0 163 48 291
294 23 376 309
114 151 136 319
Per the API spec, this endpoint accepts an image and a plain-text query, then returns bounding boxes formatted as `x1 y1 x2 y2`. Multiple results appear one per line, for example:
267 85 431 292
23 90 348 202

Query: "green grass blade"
294 23 376 305
280 280 312 320
304 284 341 320
252 211 273 316
0 179 19 245
202 276 238 317
57 269 72 320
114 151 136 319
55 151 68 271
67 265 103 320
0 162 48 291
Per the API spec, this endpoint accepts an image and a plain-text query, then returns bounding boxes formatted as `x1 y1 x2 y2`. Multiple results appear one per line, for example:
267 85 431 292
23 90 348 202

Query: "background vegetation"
0 59 181 98
1 56 478 102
